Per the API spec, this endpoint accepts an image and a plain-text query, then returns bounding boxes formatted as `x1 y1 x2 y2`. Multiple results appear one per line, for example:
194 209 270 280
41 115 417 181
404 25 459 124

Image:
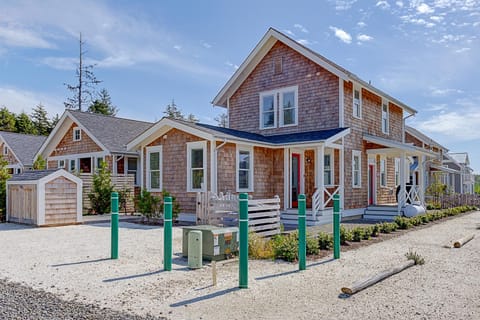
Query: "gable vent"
273 56 283 75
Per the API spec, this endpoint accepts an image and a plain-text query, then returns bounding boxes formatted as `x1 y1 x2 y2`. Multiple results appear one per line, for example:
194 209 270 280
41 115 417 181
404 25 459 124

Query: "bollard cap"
333 194 340 200
111 191 119 197
164 196 172 203
299 194 306 201
239 193 248 200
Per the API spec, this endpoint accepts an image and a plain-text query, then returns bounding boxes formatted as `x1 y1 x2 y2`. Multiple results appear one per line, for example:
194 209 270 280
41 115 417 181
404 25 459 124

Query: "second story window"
3 146 8 155
280 89 298 127
260 86 298 129
260 93 276 129
353 86 362 119
73 127 81 141
352 150 361 188
382 100 389 134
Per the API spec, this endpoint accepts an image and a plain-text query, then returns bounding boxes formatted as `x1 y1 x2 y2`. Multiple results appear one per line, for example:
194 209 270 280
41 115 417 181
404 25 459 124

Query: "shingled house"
0 131 47 174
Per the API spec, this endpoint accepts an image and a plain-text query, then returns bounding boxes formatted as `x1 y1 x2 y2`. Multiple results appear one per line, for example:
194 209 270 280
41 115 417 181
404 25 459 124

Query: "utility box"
188 231 203 269
182 225 239 261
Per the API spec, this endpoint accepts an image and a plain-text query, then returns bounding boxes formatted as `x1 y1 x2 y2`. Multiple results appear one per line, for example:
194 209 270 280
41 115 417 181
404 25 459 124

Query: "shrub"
306 233 320 255
248 232 274 259
351 227 363 242
405 249 425 265
0 156 10 222
362 227 372 240
117 185 131 214
137 189 161 221
318 232 333 250
272 233 298 262
340 226 353 244
371 224 380 237
379 222 396 234
395 216 412 230
88 160 114 214
161 189 180 220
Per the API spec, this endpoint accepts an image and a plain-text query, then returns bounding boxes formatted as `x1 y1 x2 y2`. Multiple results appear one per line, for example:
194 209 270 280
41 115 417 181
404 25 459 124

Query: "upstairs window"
380 156 387 187
352 150 361 188
353 86 362 119
259 86 298 129
187 141 207 192
260 93 276 129
382 99 389 134
73 127 81 141
280 89 298 127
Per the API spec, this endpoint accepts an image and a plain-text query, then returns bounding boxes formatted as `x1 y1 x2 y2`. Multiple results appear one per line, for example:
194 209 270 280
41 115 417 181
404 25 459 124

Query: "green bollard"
239 193 249 289
111 192 119 260
298 194 306 270
164 196 172 271
333 194 340 259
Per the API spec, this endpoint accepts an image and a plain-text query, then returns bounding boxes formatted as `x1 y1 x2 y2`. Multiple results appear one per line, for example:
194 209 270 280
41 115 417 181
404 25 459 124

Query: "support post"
110 192 119 260
239 193 249 289
298 194 306 271
164 196 172 271
333 194 340 259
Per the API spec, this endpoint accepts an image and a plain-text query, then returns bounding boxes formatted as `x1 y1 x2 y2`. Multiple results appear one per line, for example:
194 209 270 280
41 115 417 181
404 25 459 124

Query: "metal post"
164 196 172 271
333 194 340 259
110 192 119 260
239 193 249 289
298 194 306 270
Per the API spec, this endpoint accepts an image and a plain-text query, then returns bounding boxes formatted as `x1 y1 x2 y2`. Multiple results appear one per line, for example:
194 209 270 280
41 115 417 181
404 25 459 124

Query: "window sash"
395 158 400 186
237 149 252 191
382 101 389 133
281 90 297 126
353 88 361 118
187 142 206 192
261 94 275 128
147 147 162 191
73 128 81 141
324 154 332 185
380 158 387 187
352 151 361 187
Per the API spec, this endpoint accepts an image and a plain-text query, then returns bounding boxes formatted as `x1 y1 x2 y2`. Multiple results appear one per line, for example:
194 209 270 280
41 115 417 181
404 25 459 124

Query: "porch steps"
281 209 333 226
363 205 402 222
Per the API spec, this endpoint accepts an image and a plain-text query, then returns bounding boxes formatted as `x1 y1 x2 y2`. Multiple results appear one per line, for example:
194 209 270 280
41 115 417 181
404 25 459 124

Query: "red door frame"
368 164 375 205
291 153 301 208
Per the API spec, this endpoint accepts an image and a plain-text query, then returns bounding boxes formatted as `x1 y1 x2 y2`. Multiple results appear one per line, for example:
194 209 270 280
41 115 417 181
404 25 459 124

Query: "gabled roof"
448 152 469 165
212 27 417 115
405 126 447 152
363 133 436 157
37 110 154 157
0 131 47 166
127 117 350 150
8 169 60 181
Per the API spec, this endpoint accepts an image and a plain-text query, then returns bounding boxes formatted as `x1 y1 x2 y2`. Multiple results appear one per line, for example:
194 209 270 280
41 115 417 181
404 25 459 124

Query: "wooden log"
453 234 475 248
341 260 415 295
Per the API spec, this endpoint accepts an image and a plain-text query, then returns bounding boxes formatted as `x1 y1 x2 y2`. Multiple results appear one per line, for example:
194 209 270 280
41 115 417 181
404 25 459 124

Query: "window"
96 157 104 171
382 99 389 134
79 157 92 173
324 152 334 186
280 89 298 127
236 146 253 192
147 146 162 191
352 150 361 188
353 86 362 119
395 158 400 186
3 146 8 155
73 127 81 141
187 141 206 192
380 156 387 187
127 157 138 185
58 160 65 168
69 159 76 172
259 86 298 129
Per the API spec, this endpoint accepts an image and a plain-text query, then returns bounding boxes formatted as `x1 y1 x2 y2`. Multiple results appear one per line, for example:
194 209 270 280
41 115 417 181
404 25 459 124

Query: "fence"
196 192 281 237
425 193 480 209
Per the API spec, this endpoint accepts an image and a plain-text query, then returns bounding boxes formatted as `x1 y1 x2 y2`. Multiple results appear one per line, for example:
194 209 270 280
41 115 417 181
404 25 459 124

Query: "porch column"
418 155 425 206
283 148 289 211
139 146 144 189
398 151 406 213
339 144 345 211
210 140 216 194
316 145 325 210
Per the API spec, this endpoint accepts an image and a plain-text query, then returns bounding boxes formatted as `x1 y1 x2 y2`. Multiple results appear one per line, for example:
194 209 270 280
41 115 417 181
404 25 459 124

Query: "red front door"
368 164 375 205
291 153 300 208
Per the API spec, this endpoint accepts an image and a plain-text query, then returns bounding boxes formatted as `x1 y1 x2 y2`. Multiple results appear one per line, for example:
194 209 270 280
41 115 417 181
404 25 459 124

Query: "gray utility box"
182 225 239 261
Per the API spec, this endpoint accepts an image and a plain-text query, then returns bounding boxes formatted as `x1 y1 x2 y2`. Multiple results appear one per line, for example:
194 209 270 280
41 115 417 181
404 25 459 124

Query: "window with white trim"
147 146 162 191
353 86 362 119
260 92 276 129
259 86 298 129
236 145 254 192
3 146 8 155
394 158 400 186
69 159 76 172
187 141 206 192
280 88 298 127
382 99 389 134
324 151 334 186
352 150 361 188
58 159 65 168
380 156 387 187
73 127 81 141
96 157 104 171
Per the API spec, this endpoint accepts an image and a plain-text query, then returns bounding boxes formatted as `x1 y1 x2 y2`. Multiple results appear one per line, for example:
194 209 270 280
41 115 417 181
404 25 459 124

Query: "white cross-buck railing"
312 185 340 218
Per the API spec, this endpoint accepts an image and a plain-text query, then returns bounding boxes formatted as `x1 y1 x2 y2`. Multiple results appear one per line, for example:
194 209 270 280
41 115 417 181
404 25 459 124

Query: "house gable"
49 122 103 157
0 138 20 166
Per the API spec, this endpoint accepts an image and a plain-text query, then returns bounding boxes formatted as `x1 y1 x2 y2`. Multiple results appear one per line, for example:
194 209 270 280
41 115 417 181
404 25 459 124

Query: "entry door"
291 153 301 208
368 164 375 205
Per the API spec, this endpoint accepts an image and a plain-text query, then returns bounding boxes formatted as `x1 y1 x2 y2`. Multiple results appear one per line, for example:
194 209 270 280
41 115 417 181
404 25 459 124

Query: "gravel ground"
0 211 479 320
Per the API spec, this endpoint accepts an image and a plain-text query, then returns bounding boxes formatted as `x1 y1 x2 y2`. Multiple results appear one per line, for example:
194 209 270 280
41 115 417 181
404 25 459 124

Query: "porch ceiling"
364 134 437 157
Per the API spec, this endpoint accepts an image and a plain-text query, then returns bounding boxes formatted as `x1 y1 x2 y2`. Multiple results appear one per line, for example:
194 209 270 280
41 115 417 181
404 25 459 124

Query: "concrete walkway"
82 214 143 225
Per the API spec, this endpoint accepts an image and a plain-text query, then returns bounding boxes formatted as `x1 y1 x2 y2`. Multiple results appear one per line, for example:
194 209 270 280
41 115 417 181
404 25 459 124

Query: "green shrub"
351 227 363 242
272 233 298 262
340 226 353 245
318 232 333 250
361 227 372 240
88 160 114 214
136 189 161 220
306 233 320 255
371 224 380 237
379 222 396 234
395 216 412 229
248 232 274 259
405 249 425 265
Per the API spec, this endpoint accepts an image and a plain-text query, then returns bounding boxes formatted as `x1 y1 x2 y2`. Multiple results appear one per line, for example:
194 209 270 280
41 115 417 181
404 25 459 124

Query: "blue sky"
0 0 479 172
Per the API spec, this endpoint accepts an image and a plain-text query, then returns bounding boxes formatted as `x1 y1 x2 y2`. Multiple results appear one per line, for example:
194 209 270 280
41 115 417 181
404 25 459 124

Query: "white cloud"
173 45 181 51
202 41 212 49
225 61 239 70
455 47 471 53
417 3 434 14
0 86 64 116
329 26 352 44
417 110 480 141
284 29 295 36
0 25 53 48
294 24 309 33
429 87 463 96
357 21 367 28
376 1 391 9
430 16 444 22
297 39 312 45
330 0 357 10
357 34 374 41
396 1 404 7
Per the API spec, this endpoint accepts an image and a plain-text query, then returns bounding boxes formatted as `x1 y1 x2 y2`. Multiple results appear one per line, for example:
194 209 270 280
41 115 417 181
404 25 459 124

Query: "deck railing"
312 185 340 218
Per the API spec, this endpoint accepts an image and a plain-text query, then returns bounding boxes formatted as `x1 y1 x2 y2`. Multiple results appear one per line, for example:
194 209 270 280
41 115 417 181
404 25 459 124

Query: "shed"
6 169 82 226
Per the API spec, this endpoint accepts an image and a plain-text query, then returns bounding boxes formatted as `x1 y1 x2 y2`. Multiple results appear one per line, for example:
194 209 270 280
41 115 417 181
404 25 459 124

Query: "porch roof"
364 134 437 157
430 164 460 174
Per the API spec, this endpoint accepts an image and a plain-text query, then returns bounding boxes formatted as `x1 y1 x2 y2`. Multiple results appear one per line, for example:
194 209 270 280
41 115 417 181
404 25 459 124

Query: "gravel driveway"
0 211 479 320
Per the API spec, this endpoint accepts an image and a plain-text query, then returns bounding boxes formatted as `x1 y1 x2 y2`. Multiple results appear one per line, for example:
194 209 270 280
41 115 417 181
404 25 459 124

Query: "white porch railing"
312 185 341 218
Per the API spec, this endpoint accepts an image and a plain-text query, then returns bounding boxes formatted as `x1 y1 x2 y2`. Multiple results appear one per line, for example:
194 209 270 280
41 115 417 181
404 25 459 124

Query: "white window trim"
394 158 400 186
73 127 81 141
279 86 299 127
58 159 65 168
382 99 389 134
380 156 387 187
236 145 254 192
259 89 278 130
324 150 335 187
3 146 8 155
353 85 362 119
146 146 162 192
352 150 362 188
187 141 207 192
69 159 77 172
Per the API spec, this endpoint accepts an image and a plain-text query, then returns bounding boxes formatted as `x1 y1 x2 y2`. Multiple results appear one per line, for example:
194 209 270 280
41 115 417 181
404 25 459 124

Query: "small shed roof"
8 169 82 185
0 131 47 166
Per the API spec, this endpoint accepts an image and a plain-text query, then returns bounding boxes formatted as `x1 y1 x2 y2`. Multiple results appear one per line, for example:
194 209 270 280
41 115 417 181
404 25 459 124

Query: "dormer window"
73 127 81 141
353 86 362 119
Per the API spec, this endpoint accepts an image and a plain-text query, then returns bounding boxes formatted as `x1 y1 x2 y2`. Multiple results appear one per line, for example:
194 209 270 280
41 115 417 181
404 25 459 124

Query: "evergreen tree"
88 160 114 214
186 113 199 123
15 112 37 134
87 89 118 116
163 99 184 120
31 104 51 136
0 155 10 221
0 107 16 132
33 155 47 170
214 113 228 127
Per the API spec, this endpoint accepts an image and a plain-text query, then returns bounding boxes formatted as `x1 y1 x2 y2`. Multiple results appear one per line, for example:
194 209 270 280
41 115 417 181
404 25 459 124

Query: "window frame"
236 145 254 192
382 99 389 134
69 159 76 172
73 127 81 141
380 156 387 187
58 159 65 168
3 146 8 155
324 150 335 187
187 141 207 192
146 146 163 192
394 158 400 186
352 150 362 188
259 90 277 129
353 85 362 119
279 86 298 127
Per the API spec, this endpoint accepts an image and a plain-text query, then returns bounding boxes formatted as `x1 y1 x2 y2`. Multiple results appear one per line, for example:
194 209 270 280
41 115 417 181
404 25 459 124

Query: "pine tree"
163 99 184 120
0 155 10 221
15 112 37 134
214 113 228 127
87 89 118 116
0 107 16 132
49 114 60 133
31 104 51 136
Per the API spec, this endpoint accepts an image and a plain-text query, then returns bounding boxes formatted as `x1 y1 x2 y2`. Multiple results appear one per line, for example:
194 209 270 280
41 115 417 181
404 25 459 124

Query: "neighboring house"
127 28 435 223
0 131 47 174
445 152 474 194
35 110 153 185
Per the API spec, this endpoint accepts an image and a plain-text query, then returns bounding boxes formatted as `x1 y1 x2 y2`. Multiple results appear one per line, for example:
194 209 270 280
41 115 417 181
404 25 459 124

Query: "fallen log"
341 260 415 295
453 234 475 248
